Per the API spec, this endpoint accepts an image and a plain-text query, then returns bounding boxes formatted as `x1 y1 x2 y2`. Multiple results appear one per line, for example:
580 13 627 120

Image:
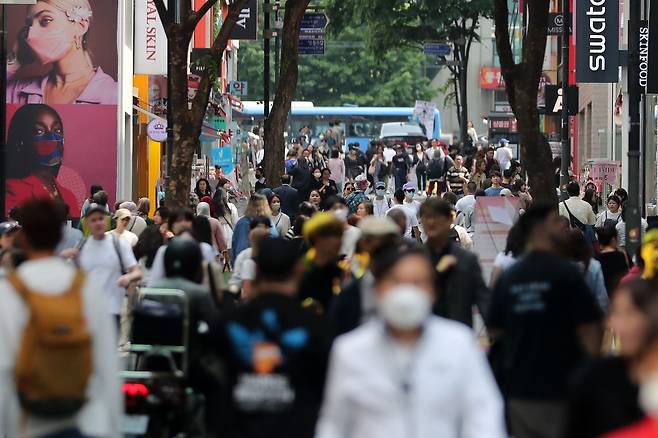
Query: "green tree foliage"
237 29 436 106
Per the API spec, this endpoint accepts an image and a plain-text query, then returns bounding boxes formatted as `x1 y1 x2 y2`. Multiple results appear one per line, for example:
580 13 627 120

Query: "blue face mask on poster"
33 132 64 168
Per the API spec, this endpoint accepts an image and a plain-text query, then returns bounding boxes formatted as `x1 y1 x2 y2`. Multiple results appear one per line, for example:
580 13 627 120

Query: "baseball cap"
358 216 400 237
354 175 369 191
402 182 416 191
85 203 108 218
499 138 510 145
114 208 131 221
500 188 513 197
375 181 386 190
0 222 20 236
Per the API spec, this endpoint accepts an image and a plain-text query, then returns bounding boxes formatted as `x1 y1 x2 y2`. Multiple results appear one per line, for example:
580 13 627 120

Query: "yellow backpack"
7 271 92 418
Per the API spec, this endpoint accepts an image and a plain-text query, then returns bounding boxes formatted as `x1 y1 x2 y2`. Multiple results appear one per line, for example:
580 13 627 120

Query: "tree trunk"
493 0 556 203
459 57 468 143
155 0 249 209
263 0 311 187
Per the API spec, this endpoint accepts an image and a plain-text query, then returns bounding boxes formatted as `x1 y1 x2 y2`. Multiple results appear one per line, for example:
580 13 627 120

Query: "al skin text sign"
135 0 168 75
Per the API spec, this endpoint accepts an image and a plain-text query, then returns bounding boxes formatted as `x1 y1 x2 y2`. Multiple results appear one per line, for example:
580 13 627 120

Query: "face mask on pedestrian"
313 171 321 179
375 189 386 197
26 23 75 64
405 190 415 201
271 202 281 213
333 208 348 222
378 284 431 330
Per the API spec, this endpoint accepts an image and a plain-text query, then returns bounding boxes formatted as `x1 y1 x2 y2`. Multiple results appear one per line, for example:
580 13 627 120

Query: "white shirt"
595 210 622 228
616 218 649 248
386 204 419 238
372 197 391 217
147 242 217 287
559 196 597 225
383 147 396 163
106 229 138 247
455 194 476 213
79 234 138 315
0 258 120 438
341 226 362 260
315 318 506 438
494 146 513 171
494 252 516 270
229 248 256 289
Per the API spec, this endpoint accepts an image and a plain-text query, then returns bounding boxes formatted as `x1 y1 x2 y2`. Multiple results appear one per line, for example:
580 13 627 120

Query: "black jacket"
426 241 490 327
273 185 300 220
211 293 330 438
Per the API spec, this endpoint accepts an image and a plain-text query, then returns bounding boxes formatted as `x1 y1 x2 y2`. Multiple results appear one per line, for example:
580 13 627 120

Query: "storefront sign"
135 0 168 75
544 85 579 115
575 0 619 83
489 116 518 133
480 67 506 90
590 159 621 184
229 0 258 40
640 20 649 91
147 119 167 142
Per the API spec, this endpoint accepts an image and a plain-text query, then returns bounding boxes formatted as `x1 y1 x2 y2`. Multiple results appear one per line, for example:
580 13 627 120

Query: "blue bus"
235 103 442 150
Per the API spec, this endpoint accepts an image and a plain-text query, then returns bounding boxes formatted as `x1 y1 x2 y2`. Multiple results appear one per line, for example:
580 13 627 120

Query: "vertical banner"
575 0 619 83
640 20 649 93
648 0 658 93
229 0 258 40
135 0 168 75
5 0 118 219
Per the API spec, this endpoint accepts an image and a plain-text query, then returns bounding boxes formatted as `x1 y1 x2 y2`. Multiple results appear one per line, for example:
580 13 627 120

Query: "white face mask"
271 203 281 212
378 285 431 330
333 209 348 222
640 374 658 417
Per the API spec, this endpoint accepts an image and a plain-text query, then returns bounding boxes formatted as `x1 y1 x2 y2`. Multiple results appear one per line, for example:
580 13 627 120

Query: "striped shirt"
446 166 470 195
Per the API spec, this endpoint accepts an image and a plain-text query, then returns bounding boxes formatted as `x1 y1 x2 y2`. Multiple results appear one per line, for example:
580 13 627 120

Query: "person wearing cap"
372 181 392 217
346 175 369 215
0 222 20 253
77 203 142 327
328 216 402 337
210 237 331 438
119 201 148 237
494 138 513 171
78 190 112 237
107 208 139 248
402 181 422 217
298 212 349 313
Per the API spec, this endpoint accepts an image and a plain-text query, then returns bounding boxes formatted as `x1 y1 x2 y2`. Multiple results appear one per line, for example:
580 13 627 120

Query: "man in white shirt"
316 247 506 438
372 181 392 217
455 181 477 214
386 189 420 239
558 181 597 226
78 204 142 326
494 139 513 171
0 199 120 438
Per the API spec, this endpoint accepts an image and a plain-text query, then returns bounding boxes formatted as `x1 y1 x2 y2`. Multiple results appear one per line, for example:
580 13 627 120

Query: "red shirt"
7 175 78 218
602 417 658 438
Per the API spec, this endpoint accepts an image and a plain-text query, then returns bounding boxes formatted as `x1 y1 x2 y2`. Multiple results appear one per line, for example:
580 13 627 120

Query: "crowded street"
1 0 658 437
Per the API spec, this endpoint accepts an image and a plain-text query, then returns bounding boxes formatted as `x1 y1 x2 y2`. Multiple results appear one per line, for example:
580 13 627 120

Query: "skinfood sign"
575 0 619 83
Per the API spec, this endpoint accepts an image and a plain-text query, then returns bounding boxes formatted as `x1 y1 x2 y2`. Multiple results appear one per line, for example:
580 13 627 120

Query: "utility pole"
263 0 271 119
627 0 643 257
559 0 570 200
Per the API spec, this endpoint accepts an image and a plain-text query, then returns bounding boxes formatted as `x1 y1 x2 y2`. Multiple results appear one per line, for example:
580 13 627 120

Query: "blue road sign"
299 34 325 54
423 42 452 56
301 12 329 29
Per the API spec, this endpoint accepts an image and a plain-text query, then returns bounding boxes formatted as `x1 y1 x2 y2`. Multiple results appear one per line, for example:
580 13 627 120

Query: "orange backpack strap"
6 272 30 301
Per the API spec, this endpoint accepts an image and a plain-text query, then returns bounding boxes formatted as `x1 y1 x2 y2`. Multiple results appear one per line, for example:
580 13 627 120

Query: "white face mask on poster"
378 284 431 330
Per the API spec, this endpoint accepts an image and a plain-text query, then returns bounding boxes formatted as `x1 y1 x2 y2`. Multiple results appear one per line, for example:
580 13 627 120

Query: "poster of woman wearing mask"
6 0 117 104
5 104 118 217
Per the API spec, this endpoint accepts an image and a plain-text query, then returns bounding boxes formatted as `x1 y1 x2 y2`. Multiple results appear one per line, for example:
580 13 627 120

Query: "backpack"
601 211 620 229
448 226 462 245
7 271 92 418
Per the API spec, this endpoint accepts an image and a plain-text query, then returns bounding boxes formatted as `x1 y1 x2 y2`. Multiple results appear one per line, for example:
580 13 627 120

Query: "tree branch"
191 0 219 28
153 0 172 35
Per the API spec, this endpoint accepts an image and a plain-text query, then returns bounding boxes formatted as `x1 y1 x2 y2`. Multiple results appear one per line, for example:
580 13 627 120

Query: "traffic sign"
301 12 329 29
424 42 452 56
299 33 325 55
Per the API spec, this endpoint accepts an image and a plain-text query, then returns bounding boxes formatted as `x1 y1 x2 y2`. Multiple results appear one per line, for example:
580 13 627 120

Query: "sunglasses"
404 189 416 193
345 187 354 192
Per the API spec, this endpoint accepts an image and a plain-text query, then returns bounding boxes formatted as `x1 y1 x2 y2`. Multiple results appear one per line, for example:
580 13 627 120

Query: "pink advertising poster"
4 0 118 218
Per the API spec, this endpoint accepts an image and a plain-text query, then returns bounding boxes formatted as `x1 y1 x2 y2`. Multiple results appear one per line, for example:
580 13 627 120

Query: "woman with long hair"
194 178 212 200
230 193 272 265
212 188 239 261
7 0 117 104
5 104 77 216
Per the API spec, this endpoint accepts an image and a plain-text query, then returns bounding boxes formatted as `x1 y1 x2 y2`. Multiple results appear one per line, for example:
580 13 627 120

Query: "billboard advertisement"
575 0 619 83
4 0 118 218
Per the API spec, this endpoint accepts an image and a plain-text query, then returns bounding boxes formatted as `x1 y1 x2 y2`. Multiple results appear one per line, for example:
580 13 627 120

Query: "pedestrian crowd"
0 133 658 438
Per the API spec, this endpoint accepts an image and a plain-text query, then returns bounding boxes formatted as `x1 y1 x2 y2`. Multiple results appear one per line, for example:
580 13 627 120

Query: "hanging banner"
413 100 436 139
5 0 119 218
640 20 649 92
229 0 258 40
575 0 619 83
135 0 168 75
648 0 658 93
